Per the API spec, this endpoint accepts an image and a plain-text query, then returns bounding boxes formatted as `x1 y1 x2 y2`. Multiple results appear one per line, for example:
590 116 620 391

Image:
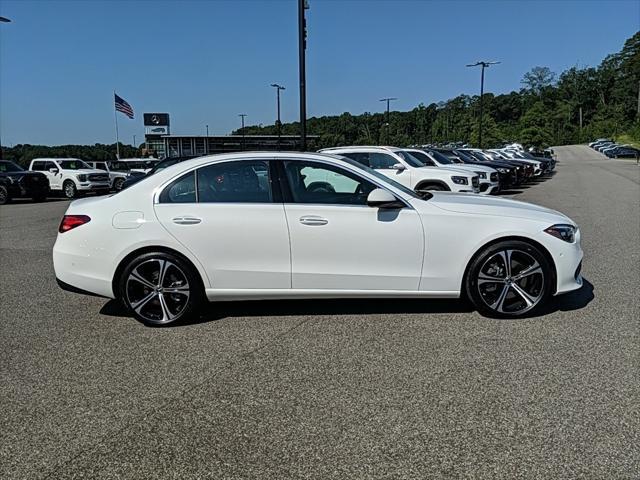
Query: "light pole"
379 97 397 144
466 61 500 149
271 83 285 149
298 0 309 151
206 124 209 136
0 16 11 160
133 134 136 148
238 114 247 150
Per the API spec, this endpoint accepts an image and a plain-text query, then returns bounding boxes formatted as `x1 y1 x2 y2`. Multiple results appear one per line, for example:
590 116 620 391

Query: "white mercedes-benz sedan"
53 152 584 326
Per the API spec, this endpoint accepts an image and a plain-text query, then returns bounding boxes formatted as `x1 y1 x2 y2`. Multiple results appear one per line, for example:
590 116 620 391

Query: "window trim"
155 158 278 205
274 157 412 209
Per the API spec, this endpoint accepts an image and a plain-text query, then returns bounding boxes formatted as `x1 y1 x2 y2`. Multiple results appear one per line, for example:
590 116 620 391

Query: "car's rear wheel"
465 240 552 318
119 252 202 326
63 180 77 199
0 185 10 205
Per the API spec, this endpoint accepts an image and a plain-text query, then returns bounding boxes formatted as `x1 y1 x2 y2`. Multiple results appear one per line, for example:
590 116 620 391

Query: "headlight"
77 174 87 182
475 171 486 179
451 176 468 185
544 224 576 243
497 167 508 173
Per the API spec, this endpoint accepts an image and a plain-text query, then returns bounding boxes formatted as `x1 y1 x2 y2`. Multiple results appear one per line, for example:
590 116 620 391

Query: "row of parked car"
589 138 640 158
120 144 555 197
0 144 555 205
0 158 158 204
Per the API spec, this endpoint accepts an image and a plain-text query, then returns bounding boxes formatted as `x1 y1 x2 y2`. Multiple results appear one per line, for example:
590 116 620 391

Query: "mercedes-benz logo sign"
151 115 160 125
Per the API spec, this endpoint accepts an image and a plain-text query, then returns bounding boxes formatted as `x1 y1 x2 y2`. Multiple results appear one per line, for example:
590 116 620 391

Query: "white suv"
29 158 111 199
87 160 130 191
319 146 479 194
402 148 499 195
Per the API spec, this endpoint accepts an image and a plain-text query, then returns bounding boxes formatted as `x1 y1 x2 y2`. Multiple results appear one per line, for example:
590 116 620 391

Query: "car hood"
72 169 107 175
426 192 574 224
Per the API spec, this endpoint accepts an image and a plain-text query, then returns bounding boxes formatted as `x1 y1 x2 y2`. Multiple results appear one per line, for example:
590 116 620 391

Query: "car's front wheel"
63 180 78 199
119 252 202 326
465 240 553 318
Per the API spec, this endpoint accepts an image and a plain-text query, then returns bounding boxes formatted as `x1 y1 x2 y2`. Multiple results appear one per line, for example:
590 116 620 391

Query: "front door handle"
299 215 328 226
172 216 202 225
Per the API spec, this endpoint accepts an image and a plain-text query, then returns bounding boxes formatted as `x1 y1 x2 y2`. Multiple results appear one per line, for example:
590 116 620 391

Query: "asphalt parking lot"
0 145 638 479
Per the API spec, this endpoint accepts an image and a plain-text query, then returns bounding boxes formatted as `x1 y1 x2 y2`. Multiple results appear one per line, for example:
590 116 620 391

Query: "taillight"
59 215 91 233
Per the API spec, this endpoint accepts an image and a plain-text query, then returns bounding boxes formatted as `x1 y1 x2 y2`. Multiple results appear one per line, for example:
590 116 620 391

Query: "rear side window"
196 161 272 203
31 161 46 171
159 172 196 203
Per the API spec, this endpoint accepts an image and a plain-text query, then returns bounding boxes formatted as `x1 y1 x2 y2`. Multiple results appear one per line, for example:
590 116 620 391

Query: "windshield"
59 160 91 170
339 156 423 200
426 149 455 164
395 151 427 168
0 161 25 173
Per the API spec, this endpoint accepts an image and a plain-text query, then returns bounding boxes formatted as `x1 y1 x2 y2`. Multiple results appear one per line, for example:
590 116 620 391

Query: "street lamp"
0 16 10 160
238 114 247 150
206 124 209 136
298 0 309 151
379 97 397 144
466 60 500 149
271 83 285 149
133 134 136 148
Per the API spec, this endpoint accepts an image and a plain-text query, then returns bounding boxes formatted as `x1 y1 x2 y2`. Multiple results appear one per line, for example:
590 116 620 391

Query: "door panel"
284 204 423 290
154 161 291 289
155 203 291 289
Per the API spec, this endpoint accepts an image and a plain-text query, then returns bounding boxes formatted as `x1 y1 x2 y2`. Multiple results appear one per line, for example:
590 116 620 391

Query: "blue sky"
0 0 638 146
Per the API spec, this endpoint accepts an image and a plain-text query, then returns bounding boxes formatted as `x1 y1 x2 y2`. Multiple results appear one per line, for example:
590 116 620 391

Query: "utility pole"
298 0 309 151
238 114 247 150
271 84 285 149
466 61 500 148
0 16 12 160
579 107 583 142
379 97 397 144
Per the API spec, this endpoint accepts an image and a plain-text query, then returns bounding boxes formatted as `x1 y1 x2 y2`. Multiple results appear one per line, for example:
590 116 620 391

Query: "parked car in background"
0 160 50 205
604 145 640 158
121 156 199 190
87 160 131 191
416 148 500 194
446 149 519 187
29 158 110 199
455 149 529 185
319 146 480 194
53 151 584 326
119 158 159 174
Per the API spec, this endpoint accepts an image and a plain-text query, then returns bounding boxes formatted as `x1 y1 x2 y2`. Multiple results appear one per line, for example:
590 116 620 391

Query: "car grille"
88 174 109 182
472 176 479 188
490 172 498 182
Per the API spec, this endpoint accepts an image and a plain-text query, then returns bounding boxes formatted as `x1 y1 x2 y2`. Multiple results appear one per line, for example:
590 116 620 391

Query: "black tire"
118 251 203 327
113 178 125 191
63 180 78 199
0 185 10 205
465 240 553 318
416 183 448 193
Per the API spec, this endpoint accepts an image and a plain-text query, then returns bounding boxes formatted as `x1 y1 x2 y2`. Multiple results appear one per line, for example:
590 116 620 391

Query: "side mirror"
392 163 406 171
49 168 59 174
367 188 404 209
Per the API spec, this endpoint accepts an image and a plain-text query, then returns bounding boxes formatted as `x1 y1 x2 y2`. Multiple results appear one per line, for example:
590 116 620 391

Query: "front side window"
46 161 58 170
59 160 91 170
159 171 196 203
197 161 272 203
283 160 377 205
0 161 24 172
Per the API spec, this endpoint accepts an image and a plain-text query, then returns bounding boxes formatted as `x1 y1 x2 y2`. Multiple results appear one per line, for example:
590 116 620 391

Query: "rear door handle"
299 215 328 226
172 216 202 225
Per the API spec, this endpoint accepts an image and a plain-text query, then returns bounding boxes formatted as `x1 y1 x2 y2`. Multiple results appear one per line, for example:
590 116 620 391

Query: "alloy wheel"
476 249 545 315
125 258 191 325
64 182 76 199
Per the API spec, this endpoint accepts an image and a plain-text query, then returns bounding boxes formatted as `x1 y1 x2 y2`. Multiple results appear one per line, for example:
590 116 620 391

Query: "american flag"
114 93 134 119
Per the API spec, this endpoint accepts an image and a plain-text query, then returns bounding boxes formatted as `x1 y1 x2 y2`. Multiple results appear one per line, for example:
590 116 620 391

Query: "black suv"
0 160 50 205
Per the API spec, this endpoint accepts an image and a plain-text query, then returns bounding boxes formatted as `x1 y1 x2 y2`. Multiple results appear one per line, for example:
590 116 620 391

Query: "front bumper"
478 181 500 195
77 182 111 191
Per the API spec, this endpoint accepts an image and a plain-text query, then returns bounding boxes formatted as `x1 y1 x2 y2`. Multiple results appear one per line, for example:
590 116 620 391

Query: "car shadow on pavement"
100 297 475 326
99 279 594 326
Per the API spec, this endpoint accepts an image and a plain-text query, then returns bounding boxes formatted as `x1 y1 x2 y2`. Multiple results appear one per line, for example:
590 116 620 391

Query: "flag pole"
113 91 120 159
